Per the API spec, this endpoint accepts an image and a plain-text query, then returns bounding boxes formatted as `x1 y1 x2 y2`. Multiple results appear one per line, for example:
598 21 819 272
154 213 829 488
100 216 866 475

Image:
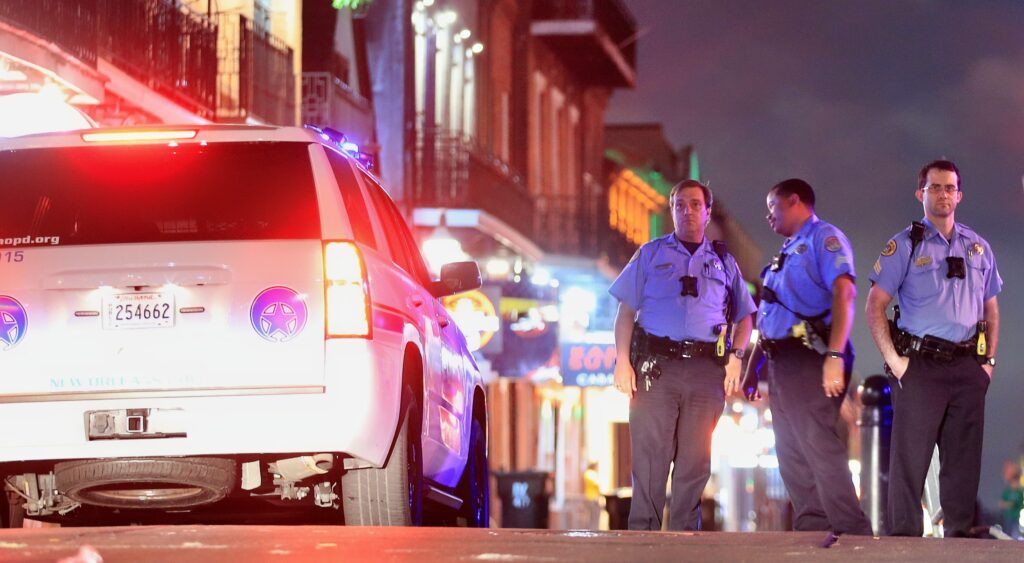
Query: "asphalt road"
1 527 1023 562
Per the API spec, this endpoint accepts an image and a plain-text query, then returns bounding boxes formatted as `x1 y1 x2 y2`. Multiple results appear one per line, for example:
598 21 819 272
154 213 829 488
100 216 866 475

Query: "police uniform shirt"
758 216 855 340
869 218 1002 343
609 234 756 342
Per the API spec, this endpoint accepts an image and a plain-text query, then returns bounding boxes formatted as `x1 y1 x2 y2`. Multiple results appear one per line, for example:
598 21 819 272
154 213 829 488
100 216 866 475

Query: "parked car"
0 125 489 527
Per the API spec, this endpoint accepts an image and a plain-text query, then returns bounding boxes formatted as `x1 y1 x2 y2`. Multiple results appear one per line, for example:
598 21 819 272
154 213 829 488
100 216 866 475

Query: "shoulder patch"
824 236 841 253
881 239 897 257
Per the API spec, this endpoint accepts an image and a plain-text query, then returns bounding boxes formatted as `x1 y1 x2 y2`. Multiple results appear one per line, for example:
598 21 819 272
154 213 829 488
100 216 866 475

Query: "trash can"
495 470 550 528
604 491 632 530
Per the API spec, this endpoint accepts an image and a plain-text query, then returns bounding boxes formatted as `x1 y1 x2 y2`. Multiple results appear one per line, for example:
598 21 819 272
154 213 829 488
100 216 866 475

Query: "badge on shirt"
824 236 841 253
881 239 897 257
970 242 984 257
915 255 933 268
795 244 808 255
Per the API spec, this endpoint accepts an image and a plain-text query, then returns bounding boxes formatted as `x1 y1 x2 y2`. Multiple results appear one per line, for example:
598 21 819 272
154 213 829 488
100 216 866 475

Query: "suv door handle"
408 295 424 308
437 315 450 328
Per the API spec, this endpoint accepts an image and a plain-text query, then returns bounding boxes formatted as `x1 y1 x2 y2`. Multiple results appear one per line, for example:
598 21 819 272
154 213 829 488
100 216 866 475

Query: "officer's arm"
828 274 856 353
614 302 637 368
732 313 753 354
866 284 900 365
984 296 999 361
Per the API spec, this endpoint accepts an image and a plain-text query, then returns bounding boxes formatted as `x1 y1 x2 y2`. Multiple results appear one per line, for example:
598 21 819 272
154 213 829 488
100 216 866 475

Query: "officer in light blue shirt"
753 178 873 539
866 159 1002 538
609 179 755 531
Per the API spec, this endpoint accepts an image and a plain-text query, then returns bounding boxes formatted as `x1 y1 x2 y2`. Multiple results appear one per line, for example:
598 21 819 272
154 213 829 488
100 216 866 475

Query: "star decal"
259 302 298 341
0 310 20 350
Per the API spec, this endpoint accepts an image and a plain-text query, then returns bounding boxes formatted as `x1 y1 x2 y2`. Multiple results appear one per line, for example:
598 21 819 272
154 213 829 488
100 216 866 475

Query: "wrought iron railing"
217 13 295 125
535 192 637 266
0 0 98 66
99 0 218 118
414 128 534 239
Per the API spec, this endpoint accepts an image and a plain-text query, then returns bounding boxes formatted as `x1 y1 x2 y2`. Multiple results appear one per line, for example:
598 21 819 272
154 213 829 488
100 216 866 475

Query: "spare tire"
55 457 236 510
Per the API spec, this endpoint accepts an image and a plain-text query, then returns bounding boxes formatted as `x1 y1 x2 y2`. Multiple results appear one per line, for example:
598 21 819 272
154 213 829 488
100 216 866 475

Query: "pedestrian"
609 179 756 531
753 178 873 538
999 461 1023 539
866 159 1002 538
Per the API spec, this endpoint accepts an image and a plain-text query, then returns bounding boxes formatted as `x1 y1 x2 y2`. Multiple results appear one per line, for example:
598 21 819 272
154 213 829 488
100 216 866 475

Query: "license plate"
102 292 176 329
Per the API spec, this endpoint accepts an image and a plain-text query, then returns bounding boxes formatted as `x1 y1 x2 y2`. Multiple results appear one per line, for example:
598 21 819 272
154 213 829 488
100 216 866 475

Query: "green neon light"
332 0 372 10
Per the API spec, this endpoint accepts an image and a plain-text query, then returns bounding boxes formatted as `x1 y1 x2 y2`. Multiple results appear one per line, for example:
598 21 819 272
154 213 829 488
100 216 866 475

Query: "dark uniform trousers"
767 341 873 535
628 356 724 531
887 353 989 537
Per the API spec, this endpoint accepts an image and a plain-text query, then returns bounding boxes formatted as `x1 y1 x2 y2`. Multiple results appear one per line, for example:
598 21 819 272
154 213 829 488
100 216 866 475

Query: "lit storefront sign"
561 331 616 387
442 287 500 353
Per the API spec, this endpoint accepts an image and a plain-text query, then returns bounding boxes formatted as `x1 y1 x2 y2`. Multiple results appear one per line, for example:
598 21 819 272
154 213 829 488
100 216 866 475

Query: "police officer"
866 159 1001 537
755 178 873 537
610 179 756 531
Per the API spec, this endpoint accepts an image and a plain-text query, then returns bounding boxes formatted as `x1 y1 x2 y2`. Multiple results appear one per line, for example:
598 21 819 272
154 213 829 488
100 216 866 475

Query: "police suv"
0 125 489 527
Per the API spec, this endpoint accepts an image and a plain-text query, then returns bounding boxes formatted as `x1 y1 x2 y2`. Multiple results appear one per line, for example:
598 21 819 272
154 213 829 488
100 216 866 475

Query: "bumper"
0 340 402 467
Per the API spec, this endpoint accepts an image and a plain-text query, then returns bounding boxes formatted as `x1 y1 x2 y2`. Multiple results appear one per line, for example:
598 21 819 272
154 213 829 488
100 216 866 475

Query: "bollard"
859 374 893 536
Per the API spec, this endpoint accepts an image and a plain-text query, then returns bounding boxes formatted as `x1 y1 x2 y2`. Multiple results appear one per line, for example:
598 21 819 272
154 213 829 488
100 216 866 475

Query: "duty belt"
646 334 717 359
897 330 976 362
758 336 804 359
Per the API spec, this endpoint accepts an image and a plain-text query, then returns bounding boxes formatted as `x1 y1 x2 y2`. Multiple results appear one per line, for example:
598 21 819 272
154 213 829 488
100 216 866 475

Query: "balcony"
217 14 295 125
99 0 218 119
413 129 535 241
0 0 217 118
535 193 635 268
531 0 637 88
301 72 375 148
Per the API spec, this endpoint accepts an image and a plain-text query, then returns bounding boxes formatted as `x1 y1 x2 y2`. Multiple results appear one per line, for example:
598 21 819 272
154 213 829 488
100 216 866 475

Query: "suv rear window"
0 142 321 247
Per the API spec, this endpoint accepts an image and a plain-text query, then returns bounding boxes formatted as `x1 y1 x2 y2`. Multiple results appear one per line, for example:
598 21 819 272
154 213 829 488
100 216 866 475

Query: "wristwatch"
825 349 845 360
731 348 746 360
983 357 996 367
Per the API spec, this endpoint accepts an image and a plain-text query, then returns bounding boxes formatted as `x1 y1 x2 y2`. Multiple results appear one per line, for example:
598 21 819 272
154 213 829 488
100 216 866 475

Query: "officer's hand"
724 354 742 396
822 357 846 398
614 358 636 398
981 363 993 379
887 355 910 380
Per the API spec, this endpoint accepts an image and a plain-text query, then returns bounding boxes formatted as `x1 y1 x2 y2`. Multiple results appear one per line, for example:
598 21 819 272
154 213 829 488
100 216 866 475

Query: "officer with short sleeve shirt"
866 160 1002 538
609 180 756 531
754 178 873 538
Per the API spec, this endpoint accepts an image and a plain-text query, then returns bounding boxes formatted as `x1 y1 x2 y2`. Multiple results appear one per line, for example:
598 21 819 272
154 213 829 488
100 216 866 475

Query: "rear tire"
342 388 424 525
457 418 490 527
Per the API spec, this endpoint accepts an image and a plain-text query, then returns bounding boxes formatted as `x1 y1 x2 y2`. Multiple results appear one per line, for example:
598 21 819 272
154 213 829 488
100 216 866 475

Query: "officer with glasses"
866 159 1002 537
749 178 873 540
609 179 756 531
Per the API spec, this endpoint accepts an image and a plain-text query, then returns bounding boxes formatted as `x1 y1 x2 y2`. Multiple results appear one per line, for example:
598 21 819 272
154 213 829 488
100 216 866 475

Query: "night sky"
607 0 1024 508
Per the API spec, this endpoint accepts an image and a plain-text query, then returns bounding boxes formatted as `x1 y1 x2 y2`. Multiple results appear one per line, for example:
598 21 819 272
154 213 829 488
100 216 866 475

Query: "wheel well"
402 344 424 409
472 386 487 444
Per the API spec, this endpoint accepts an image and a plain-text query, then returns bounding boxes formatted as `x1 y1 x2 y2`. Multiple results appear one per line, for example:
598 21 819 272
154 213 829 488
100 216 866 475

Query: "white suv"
0 125 488 527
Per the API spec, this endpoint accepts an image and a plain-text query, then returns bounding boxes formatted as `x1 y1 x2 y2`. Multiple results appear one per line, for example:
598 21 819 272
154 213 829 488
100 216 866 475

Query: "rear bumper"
0 340 402 467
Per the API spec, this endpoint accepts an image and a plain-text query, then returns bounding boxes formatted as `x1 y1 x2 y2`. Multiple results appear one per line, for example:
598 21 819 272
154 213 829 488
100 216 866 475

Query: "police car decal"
250 287 308 342
0 295 28 351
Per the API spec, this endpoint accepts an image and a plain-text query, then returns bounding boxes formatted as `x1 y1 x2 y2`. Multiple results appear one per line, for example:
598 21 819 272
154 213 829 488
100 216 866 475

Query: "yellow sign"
443 290 499 352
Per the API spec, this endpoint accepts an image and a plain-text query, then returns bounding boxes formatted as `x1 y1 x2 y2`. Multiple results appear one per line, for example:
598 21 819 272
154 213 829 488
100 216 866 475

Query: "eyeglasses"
923 185 959 195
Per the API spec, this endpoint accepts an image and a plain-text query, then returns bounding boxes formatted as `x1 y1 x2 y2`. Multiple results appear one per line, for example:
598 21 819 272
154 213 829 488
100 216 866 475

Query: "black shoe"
820 532 840 548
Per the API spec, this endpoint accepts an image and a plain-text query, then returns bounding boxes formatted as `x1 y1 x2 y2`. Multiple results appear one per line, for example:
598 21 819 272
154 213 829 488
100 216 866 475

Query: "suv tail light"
324 241 371 338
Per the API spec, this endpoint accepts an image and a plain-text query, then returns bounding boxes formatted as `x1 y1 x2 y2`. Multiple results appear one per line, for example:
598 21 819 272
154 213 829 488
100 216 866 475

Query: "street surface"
1 527 1022 562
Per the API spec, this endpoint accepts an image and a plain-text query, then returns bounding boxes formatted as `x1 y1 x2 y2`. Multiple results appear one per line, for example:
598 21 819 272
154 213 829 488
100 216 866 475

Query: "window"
326 149 376 249
360 172 431 284
0 142 320 246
